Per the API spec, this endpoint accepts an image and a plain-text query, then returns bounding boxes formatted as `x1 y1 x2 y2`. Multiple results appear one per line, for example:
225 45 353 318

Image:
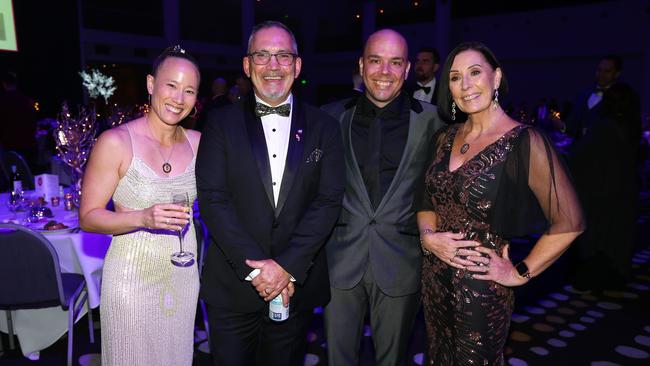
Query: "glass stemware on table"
2 189 77 233
170 192 195 267
7 190 22 211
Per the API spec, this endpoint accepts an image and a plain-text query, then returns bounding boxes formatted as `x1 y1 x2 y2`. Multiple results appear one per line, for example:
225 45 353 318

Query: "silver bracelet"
419 228 435 256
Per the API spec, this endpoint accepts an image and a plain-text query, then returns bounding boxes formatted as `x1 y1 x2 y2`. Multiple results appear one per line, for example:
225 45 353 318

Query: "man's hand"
246 259 291 301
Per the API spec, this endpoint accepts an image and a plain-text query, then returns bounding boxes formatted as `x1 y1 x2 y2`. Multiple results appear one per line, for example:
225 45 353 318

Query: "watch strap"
515 261 532 279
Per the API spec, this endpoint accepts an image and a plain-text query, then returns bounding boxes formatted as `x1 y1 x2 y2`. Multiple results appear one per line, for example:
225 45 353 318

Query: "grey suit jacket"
322 96 444 296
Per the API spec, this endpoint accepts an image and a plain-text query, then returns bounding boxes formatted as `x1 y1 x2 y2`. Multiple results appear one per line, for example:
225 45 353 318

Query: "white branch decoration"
79 69 116 103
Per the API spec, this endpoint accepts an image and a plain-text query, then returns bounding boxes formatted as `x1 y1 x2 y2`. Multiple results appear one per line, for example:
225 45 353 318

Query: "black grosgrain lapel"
275 99 305 216
243 98 274 208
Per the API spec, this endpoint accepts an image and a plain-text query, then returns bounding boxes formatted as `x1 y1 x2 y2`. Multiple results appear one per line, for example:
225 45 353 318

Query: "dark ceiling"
81 0 607 51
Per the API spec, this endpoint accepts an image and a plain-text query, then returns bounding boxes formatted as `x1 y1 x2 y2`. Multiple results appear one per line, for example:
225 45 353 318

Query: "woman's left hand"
466 245 528 287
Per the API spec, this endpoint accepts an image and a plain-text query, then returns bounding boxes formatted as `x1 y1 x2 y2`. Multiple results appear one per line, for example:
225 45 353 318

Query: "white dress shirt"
257 94 293 206
413 78 436 103
587 89 604 110
246 93 295 282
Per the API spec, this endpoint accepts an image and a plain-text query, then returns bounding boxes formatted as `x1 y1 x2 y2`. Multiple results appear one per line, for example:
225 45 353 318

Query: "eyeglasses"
248 51 298 66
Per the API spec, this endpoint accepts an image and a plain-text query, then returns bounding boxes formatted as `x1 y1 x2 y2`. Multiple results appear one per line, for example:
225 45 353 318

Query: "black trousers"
207 302 312 366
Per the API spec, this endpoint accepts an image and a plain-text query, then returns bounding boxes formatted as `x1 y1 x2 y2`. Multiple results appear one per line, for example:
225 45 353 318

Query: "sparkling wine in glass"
170 192 195 267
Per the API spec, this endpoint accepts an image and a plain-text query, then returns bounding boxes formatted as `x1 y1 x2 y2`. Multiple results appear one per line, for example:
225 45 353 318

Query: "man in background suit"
407 47 441 105
197 21 344 366
195 77 230 131
561 55 622 141
322 29 444 366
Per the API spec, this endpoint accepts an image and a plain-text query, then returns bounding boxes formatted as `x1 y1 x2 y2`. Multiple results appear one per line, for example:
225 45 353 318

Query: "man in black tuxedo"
561 55 622 141
406 47 441 105
322 30 444 366
196 21 345 366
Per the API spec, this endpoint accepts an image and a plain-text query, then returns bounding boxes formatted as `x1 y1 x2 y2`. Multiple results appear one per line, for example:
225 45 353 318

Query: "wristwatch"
515 261 532 279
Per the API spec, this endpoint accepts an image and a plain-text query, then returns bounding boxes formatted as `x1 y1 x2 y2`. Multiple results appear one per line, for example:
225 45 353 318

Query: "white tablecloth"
0 192 111 356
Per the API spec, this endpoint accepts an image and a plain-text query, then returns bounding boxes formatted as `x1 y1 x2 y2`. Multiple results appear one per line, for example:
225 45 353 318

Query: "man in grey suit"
322 29 444 366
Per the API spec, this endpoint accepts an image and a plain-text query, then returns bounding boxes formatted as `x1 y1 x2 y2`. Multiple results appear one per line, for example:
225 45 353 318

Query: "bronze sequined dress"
100 125 200 366
418 124 583 365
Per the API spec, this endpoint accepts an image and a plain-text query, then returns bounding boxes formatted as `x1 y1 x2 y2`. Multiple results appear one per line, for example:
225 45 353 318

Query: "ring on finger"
454 248 460 257
166 218 170 225
264 288 271 295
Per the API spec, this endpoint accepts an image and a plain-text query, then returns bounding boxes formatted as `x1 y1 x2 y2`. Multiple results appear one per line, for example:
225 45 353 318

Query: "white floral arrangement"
79 68 116 103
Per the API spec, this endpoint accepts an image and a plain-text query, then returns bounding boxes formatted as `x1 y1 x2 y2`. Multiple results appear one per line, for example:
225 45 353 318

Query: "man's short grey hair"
246 21 299 55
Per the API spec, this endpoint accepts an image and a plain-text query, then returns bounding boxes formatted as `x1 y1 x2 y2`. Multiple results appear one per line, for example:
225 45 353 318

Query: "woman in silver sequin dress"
416 42 585 365
80 46 201 366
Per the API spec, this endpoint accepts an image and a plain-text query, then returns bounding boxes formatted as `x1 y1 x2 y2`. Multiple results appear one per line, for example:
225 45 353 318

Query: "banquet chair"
0 223 92 366
0 146 11 191
2 150 34 190
194 213 211 346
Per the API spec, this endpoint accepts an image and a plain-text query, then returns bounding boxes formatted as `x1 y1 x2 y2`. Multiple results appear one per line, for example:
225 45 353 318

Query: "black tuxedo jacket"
565 88 602 140
405 81 439 105
196 97 345 312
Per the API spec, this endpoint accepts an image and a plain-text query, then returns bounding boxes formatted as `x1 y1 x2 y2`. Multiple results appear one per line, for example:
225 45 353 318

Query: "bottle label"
13 181 22 193
269 295 289 322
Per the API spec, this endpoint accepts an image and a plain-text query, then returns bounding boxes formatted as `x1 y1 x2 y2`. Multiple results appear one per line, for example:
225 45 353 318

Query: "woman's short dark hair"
436 41 509 122
151 45 200 82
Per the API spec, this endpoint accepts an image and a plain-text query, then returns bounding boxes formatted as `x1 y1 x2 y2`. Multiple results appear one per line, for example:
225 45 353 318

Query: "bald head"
360 29 411 108
363 29 409 59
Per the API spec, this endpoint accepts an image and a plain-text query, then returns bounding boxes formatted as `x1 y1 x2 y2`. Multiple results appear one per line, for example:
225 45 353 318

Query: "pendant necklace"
460 142 470 154
460 125 480 154
146 119 178 174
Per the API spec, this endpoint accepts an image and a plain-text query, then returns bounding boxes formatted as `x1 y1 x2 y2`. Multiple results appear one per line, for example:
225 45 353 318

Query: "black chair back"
0 224 65 310
0 145 10 190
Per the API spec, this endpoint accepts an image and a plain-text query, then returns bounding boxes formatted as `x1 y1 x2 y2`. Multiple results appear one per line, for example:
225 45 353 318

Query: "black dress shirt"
351 93 410 208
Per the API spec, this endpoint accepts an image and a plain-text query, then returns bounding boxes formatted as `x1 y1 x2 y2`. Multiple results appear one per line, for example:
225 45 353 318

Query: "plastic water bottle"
269 294 289 322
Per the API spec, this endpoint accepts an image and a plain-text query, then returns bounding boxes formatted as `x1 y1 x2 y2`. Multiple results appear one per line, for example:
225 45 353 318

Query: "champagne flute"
170 192 195 267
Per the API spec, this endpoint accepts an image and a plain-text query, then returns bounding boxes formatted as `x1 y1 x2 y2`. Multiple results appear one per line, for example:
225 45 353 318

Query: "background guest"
558 55 622 141
408 47 441 105
195 76 230 131
569 82 642 291
235 74 252 100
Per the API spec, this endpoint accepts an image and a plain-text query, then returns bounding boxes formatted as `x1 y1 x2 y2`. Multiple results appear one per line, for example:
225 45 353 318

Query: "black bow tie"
415 85 431 94
254 102 291 117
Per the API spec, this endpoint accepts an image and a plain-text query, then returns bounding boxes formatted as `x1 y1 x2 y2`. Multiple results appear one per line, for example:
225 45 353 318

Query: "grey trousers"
324 266 420 366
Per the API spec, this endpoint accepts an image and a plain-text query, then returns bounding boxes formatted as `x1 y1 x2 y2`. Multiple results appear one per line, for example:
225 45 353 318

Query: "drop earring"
493 89 499 110
451 101 456 121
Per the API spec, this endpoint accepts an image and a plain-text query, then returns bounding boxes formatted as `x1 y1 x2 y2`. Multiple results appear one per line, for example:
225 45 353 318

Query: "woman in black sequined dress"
416 42 585 365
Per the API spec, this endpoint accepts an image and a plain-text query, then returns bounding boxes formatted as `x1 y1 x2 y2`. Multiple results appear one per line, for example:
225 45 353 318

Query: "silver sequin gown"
100 125 199 366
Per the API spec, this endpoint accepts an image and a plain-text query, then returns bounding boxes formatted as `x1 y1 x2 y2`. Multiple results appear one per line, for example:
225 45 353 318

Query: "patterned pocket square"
306 149 323 164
